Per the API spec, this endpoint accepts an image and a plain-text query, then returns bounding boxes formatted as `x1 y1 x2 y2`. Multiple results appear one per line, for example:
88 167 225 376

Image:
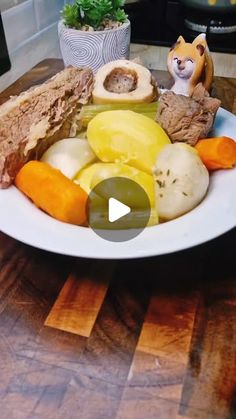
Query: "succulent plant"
62 0 128 30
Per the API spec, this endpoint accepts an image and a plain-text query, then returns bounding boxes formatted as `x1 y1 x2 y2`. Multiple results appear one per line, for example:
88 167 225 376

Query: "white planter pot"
58 20 131 72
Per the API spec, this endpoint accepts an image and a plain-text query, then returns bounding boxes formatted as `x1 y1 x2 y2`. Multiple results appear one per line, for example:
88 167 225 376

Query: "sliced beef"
156 83 221 146
0 66 93 188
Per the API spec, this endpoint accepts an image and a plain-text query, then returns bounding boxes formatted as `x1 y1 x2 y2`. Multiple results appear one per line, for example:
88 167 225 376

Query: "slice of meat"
156 83 221 146
0 66 94 188
191 83 221 114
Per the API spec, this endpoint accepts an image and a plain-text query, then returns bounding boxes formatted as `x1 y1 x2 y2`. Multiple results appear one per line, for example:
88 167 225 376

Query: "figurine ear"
196 44 205 56
192 33 207 48
169 40 180 51
169 35 185 51
177 35 185 44
170 36 185 51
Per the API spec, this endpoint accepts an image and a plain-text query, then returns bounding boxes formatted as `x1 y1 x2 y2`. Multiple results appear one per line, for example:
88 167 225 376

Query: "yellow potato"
75 162 159 225
74 163 106 194
87 110 170 174
91 163 156 207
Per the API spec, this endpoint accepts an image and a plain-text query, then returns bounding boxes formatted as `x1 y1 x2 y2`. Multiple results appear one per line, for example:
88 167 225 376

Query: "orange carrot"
195 136 236 170
15 161 88 226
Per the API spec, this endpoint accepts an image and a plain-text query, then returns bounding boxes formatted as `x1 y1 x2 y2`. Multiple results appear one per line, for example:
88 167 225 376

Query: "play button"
86 177 151 242
108 198 131 223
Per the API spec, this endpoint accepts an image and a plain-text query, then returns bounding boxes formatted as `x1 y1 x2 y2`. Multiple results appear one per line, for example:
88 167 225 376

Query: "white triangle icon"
108 198 131 223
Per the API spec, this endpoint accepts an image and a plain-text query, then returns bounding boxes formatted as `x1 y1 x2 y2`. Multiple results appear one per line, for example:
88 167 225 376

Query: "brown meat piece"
0 66 93 188
156 83 221 145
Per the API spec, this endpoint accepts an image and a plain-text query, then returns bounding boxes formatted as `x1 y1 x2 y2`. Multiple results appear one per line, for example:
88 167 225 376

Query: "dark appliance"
0 12 11 76
124 0 236 53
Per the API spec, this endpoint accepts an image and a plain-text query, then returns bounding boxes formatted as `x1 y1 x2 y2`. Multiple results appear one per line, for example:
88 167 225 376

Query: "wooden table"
0 59 236 419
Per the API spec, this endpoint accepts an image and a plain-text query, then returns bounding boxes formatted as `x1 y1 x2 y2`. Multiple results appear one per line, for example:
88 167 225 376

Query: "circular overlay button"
86 177 151 242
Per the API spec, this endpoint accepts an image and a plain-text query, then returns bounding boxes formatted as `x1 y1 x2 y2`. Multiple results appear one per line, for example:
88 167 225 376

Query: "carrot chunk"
195 136 236 170
15 161 88 226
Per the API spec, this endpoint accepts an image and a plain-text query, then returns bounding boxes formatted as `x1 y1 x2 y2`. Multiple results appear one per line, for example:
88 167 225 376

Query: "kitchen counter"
130 44 236 78
0 59 236 419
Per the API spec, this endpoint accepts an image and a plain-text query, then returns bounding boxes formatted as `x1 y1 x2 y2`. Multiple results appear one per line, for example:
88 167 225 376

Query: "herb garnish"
156 179 165 188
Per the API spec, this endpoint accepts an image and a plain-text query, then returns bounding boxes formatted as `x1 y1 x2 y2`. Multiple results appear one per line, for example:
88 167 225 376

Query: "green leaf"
76 0 92 11
111 8 127 23
62 4 81 29
111 0 125 9
85 8 102 27
83 0 113 27
63 0 128 29
98 0 113 14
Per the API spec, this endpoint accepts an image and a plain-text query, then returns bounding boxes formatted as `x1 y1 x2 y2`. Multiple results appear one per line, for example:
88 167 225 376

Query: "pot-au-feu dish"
0 35 236 230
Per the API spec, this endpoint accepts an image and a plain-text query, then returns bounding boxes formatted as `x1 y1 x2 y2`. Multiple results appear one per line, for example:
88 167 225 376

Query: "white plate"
0 107 236 259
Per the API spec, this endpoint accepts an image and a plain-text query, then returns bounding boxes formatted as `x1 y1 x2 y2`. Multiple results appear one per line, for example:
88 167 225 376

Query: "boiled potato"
92 163 156 208
87 110 170 174
75 162 159 225
154 143 209 220
41 138 96 179
74 163 107 194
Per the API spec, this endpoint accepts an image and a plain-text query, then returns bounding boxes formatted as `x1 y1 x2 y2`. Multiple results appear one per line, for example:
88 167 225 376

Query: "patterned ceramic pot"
58 20 131 73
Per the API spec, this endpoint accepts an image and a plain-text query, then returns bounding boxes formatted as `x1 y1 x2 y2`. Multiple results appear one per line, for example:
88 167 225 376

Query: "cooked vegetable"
92 60 157 104
80 102 158 127
15 161 88 226
87 110 170 174
74 162 107 193
41 138 96 179
154 143 209 220
81 162 156 207
195 136 236 170
75 162 159 225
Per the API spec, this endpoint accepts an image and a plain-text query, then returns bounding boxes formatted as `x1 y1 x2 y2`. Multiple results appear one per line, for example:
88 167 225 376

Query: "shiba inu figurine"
167 34 214 96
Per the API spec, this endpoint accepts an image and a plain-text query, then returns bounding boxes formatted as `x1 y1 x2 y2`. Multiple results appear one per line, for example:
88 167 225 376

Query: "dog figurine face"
167 34 213 96
171 56 196 80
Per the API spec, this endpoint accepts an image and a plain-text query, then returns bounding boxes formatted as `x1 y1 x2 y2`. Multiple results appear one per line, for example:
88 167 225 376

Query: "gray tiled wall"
35 0 64 31
1 0 64 55
2 0 37 53
0 0 67 91
0 0 27 13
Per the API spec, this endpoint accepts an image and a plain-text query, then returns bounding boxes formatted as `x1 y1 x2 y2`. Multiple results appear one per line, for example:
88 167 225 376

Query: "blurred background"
0 0 236 91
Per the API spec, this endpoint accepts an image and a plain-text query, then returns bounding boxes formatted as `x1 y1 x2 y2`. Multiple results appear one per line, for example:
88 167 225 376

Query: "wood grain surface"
0 59 236 419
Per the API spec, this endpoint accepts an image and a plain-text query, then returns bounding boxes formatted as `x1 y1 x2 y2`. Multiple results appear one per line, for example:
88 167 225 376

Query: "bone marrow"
92 60 158 104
